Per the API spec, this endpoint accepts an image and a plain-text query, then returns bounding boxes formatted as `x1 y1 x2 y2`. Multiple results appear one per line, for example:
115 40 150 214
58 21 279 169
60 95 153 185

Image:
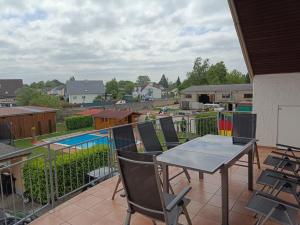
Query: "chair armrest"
166 142 180 148
265 169 300 180
166 186 191 211
270 151 300 161
276 143 300 152
266 172 300 185
256 191 300 210
141 151 162 156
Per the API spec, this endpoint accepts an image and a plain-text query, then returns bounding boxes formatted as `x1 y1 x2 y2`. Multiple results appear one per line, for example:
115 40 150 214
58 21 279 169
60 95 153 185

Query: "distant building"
132 83 162 99
65 80 105 104
47 85 65 97
0 79 23 107
180 84 253 110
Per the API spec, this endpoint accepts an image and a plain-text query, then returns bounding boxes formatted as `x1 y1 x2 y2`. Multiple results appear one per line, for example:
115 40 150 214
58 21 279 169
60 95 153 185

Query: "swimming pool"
55 133 110 149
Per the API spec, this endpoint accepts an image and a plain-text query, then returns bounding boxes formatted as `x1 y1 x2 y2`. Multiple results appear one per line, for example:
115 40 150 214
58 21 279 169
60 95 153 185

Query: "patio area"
29 147 298 225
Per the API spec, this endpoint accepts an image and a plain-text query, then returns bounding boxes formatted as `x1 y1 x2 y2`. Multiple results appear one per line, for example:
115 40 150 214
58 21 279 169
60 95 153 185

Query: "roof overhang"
228 0 300 77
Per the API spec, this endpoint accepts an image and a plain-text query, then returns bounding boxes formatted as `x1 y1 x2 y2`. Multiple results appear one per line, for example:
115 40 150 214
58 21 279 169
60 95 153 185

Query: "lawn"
14 122 94 156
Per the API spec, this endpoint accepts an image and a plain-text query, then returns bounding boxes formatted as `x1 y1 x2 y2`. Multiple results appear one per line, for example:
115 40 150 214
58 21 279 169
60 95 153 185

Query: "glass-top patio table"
156 134 255 225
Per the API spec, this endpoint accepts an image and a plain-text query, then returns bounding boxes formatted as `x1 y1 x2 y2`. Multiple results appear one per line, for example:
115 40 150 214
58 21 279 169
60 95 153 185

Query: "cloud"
0 0 246 83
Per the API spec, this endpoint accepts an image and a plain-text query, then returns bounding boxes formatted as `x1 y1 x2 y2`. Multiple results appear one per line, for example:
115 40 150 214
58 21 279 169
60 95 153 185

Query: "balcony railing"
0 114 230 225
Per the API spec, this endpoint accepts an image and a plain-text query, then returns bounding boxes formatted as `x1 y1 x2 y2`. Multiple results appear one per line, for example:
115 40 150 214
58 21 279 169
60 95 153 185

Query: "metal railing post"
47 144 55 207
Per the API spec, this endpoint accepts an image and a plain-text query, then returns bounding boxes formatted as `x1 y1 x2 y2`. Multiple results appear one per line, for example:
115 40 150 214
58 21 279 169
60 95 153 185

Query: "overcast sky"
0 0 246 84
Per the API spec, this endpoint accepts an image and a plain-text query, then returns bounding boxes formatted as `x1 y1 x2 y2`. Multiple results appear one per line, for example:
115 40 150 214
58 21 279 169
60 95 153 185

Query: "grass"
14 122 94 156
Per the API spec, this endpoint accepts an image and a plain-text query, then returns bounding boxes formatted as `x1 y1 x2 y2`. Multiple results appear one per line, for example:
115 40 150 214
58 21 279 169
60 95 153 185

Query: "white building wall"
141 86 162 99
253 73 300 147
68 94 99 104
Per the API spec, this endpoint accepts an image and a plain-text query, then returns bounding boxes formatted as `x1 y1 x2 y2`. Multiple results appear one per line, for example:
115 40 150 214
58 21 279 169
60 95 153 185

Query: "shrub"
23 146 108 204
65 115 93 130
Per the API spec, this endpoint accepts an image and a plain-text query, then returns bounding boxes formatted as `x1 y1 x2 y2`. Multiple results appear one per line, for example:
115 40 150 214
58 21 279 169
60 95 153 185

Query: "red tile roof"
93 110 141 119
77 108 104 116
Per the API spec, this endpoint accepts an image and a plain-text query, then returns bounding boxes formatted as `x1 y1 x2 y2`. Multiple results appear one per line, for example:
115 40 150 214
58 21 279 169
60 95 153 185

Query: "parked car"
115 100 126 105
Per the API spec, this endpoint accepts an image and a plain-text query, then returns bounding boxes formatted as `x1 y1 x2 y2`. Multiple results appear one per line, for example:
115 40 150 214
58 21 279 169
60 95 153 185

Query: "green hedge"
23 146 108 204
65 115 93 130
195 112 218 136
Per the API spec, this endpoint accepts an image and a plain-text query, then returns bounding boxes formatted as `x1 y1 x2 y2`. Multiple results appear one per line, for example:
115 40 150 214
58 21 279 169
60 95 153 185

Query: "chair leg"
183 169 191 183
254 142 261 169
124 209 132 225
151 220 157 225
182 205 192 225
112 176 122 200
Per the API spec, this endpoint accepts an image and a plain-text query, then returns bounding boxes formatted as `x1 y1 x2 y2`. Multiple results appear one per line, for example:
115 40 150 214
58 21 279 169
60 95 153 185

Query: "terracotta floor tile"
74 195 103 210
196 204 221 223
51 204 84 221
29 213 65 225
67 210 99 225
192 216 220 225
207 194 236 209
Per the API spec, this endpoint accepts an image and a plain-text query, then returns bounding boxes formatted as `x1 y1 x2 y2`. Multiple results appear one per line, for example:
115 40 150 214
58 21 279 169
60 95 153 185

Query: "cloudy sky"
0 0 246 84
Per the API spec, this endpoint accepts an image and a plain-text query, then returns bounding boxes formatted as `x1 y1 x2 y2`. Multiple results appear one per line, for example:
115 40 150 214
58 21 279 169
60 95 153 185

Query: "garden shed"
0 106 57 139
93 109 141 130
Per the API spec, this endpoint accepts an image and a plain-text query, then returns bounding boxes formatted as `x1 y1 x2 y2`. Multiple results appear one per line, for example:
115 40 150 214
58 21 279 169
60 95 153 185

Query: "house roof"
0 106 57 117
181 84 252 94
77 108 104 116
0 79 23 98
51 85 65 91
229 0 300 77
66 80 105 95
94 110 141 119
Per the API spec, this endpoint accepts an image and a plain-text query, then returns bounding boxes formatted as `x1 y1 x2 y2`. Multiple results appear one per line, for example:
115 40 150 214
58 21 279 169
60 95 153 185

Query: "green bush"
195 112 218 136
23 146 108 204
65 115 93 130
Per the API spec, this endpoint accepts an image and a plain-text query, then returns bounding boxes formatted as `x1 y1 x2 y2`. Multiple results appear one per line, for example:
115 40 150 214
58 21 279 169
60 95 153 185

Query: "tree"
105 78 119 99
118 80 135 94
206 61 227 85
176 76 181 87
225 69 248 84
136 75 150 87
158 74 169 88
16 87 61 108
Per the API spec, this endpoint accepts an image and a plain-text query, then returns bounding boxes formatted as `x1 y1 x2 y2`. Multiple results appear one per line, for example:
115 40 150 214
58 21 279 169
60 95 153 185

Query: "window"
82 96 86 99
185 94 192 98
222 93 231 99
244 93 253 99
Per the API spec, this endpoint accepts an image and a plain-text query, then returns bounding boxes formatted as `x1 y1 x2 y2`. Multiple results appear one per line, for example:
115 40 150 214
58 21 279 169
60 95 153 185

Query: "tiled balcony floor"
30 148 299 225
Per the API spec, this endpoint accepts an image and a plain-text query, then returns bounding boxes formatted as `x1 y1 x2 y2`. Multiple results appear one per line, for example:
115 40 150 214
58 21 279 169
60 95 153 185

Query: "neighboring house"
229 0 300 147
0 106 57 139
93 109 141 130
132 83 162 99
47 85 65 97
0 79 23 107
65 80 105 104
180 84 253 110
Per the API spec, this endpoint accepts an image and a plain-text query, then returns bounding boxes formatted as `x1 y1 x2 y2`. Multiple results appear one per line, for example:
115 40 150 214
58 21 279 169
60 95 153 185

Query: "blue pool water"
55 133 110 149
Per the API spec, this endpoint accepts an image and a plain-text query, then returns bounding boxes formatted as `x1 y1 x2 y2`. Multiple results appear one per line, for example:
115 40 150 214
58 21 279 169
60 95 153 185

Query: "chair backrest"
137 122 163 152
112 124 137 152
116 150 165 221
159 117 179 143
232 113 257 144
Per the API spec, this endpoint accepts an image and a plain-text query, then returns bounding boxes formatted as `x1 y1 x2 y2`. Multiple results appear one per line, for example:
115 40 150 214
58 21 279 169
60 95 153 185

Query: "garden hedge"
65 115 93 130
195 112 218 136
23 146 109 204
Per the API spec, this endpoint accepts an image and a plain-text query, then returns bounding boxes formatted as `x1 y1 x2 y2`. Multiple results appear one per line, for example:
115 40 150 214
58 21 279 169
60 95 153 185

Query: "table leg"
221 166 229 225
162 164 169 193
198 172 203 180
248 146 254 191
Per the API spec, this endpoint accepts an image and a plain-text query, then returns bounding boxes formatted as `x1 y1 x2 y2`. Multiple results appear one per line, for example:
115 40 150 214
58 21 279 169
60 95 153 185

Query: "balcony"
0 114 299 225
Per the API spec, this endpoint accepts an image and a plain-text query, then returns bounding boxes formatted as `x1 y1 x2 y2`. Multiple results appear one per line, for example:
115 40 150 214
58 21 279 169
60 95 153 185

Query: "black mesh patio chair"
263 144 300 175
116 150 192 225
232 113 261 169
159 117 191 182
138 121 191 184
256 169 300 204
111 124 137 200
0 122 15 146
246 191 300 225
